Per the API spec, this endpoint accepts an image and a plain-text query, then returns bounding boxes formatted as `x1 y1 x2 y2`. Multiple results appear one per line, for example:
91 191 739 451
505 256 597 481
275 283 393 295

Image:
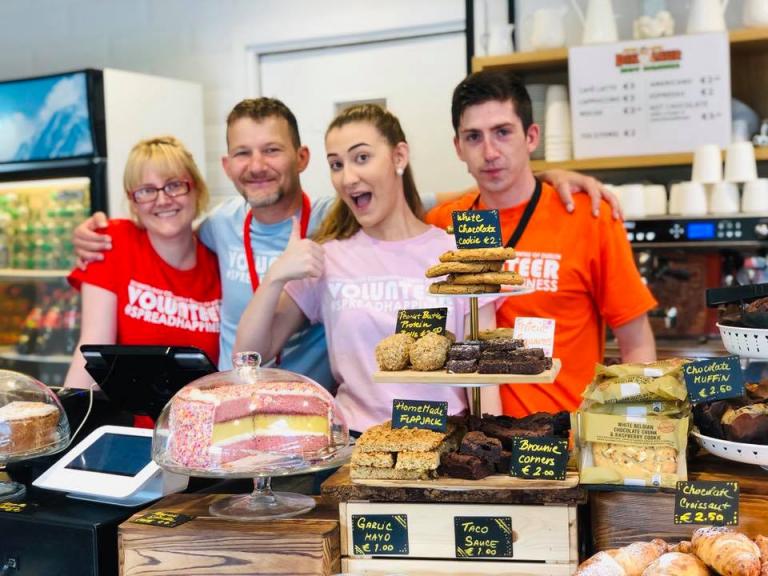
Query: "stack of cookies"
426 247 523 294
375 332 453 372
351 420 460 480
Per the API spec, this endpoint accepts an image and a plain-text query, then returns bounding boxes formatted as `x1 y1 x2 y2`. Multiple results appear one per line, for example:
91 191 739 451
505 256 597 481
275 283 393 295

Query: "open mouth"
350 192 373 209
153 209 181 218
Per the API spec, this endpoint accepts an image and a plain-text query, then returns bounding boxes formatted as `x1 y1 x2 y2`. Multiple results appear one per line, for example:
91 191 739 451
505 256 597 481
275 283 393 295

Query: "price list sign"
454 516 513 558
674 481 739 526
451 210 502 249
392 399 448 432
396 307 447 338
569 32 730 159
683 356 744 404
351 514 409 556
510 437 569 481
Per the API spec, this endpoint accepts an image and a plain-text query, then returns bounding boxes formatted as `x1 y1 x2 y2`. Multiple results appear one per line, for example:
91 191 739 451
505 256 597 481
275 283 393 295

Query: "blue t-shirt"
198 195 336 389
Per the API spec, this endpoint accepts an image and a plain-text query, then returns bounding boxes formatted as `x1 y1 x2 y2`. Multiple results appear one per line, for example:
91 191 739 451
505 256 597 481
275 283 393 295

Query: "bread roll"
575 550 626 576
641 552 708 576
609 540 668 576
754 534 768 576
691 526 760 576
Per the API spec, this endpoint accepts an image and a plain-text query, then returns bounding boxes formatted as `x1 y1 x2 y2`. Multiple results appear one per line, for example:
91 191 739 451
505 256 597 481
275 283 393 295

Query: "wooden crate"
118 494 340 575
341 501 576 563
342 558 574 575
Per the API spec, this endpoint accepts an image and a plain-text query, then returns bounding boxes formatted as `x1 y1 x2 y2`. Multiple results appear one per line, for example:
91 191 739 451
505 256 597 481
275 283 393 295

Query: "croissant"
691 526 761 576
668 541 692 554
755 535 768 576
609 540 669 576
641 552 709 576
575 550 626 576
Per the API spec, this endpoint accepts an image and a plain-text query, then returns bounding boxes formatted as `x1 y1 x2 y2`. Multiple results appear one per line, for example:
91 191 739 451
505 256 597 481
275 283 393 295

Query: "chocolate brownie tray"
372 358 561 386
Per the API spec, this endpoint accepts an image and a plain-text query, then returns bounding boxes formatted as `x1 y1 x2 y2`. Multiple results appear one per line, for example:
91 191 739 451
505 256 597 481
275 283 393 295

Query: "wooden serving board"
372 358 561 386
322 465 587 505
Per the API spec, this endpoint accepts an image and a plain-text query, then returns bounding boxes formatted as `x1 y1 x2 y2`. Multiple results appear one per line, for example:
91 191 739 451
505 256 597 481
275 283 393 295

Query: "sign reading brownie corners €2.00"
451 210 502 249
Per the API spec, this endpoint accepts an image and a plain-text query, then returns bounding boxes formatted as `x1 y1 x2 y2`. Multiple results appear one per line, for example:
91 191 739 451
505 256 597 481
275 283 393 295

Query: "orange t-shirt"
426 182 657 416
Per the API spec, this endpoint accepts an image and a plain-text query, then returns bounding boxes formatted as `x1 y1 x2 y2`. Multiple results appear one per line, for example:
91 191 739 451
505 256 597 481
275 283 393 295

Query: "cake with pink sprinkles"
168 380 333 468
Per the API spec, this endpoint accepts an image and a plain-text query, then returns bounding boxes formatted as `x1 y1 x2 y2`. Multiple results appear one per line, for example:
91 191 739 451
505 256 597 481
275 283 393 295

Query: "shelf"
473 28 768 73
531 147 768 172
372 359 561 386
0 269 71 281
0 346 72 364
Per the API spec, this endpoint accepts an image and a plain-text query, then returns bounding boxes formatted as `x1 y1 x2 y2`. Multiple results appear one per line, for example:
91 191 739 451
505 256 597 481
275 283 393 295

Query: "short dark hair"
226 98 301 148
451 69 533 134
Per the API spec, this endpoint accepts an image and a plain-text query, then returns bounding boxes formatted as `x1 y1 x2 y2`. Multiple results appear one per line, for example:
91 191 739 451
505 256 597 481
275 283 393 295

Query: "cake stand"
156 443 354 521
377 285 559 416
1 436 70 502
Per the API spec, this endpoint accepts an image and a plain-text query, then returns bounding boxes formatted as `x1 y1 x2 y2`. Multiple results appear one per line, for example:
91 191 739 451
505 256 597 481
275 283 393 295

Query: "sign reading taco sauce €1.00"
451 210 502 249
454 516 513 558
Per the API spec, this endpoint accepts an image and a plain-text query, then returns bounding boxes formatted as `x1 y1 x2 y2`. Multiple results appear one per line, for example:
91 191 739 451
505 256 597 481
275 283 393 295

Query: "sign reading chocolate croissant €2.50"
674 481 739 526
451 210 502 249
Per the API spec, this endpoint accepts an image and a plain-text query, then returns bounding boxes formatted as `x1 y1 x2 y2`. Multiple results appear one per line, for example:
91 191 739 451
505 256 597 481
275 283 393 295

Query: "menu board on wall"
569 32 731 159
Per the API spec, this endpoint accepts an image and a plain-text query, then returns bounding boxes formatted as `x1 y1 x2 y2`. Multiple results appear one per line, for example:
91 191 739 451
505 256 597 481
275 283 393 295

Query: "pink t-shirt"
285 226 483 432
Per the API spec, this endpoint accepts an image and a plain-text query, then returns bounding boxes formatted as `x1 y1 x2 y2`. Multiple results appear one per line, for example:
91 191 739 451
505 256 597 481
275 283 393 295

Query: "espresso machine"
626 214 768 341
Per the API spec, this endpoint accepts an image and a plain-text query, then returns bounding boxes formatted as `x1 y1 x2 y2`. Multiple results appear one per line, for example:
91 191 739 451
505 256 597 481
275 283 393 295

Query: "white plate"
431 285 535 299
716 322 768 359
692 431 768 471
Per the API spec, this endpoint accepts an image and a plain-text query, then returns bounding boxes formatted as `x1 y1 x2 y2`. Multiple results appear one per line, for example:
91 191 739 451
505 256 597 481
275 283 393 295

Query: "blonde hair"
313 104 424 243
123 136 209 220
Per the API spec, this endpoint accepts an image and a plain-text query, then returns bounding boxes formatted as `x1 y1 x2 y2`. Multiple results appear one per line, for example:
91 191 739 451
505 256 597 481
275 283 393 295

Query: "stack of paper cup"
743 179 768 213
644 184 667 216
708 181 740 214
544 85 572 162
676 181 708 216
528 84 548 160
691 144 722 183
619 184 646 219
725 142 758 183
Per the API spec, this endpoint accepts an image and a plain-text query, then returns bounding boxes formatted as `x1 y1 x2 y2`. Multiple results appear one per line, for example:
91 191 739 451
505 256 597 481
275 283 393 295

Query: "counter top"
605 337 728 359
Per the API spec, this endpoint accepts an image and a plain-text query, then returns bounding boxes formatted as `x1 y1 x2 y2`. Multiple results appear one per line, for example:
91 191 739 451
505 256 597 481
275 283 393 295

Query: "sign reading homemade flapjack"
510 436 568 481
396 307 447 338
683 356 744 404
454 516 513 558
351 514 409 555
392 399 448 432
451 210 502 249
674 481 739 526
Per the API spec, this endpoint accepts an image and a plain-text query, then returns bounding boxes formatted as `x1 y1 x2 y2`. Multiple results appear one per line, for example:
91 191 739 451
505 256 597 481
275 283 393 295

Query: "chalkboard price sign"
674 481 739 526
510 437 569 481
451 210 502 249
392 399 448 432
130 511 194 528
351 514 409 556
395 308 448 338
454 516 513 558
683 356 744 404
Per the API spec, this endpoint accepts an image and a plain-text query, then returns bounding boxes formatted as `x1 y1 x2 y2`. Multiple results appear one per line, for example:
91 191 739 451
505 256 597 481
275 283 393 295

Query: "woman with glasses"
64 136 221 390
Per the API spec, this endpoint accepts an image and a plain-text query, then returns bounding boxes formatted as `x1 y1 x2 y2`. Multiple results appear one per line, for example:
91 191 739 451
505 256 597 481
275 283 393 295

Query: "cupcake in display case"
153 351 351 520
0 369 70 501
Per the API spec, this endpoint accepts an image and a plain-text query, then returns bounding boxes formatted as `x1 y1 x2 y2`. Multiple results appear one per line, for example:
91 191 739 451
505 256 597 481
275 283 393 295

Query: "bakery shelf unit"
372 292 561 415
471 27 768 173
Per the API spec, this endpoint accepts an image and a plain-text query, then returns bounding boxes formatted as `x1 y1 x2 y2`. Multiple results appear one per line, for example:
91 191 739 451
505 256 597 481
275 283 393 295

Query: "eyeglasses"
130 180 191 204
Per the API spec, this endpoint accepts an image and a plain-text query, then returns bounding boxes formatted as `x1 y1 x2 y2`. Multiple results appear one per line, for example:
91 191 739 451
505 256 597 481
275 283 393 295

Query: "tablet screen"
65 433 152 477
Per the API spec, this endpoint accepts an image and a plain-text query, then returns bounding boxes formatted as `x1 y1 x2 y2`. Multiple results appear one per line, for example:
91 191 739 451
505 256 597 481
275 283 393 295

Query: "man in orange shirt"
426 69 657 416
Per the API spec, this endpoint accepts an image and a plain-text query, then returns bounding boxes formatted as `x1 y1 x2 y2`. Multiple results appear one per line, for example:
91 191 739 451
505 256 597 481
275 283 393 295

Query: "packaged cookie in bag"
573 407 689 489
582 360 689 404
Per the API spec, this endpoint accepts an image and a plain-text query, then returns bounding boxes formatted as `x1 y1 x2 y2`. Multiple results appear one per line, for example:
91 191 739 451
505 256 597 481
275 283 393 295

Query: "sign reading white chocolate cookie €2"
451 210 502 249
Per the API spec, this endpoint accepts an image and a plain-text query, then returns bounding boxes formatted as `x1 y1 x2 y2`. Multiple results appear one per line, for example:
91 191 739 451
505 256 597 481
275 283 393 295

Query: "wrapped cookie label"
683 356 745 404
392 399 448 432
510 436 568 480
396 307 447 338
454 516 513 558
674 481 739 526
352 514 409 555
451 210 502 249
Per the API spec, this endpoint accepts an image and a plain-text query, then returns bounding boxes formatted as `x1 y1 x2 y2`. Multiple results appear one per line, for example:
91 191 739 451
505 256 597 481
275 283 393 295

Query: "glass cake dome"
153 352 351 520
0 369 70 501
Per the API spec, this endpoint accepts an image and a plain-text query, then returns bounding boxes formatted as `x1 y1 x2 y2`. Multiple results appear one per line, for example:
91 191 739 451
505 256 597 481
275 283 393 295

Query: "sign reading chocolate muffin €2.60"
396 307 447 338
451 210 502 249
683 356 744 404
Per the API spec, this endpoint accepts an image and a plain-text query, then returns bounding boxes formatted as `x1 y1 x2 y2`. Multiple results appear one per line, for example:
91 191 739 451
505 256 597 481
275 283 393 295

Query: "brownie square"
439 452 493 480
478 358 548 374
460 431 502 464
448 343 481 361
446 359 478 373
480 338 524 351
495 450 512 474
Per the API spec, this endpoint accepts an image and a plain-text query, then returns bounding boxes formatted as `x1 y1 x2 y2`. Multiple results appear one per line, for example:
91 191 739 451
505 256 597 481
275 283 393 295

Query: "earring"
396 167 404 176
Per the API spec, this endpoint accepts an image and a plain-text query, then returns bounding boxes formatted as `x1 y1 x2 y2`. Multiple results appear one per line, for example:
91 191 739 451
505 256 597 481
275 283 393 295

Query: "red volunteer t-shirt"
426 183 657 416
68 219 222 364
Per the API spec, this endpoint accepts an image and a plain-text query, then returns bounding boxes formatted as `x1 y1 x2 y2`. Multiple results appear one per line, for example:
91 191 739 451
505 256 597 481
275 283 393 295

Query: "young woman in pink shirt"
235 105 498 433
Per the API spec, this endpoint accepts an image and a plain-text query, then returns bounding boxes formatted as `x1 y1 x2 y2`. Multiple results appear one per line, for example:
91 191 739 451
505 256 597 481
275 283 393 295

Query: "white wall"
0 0 467 205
